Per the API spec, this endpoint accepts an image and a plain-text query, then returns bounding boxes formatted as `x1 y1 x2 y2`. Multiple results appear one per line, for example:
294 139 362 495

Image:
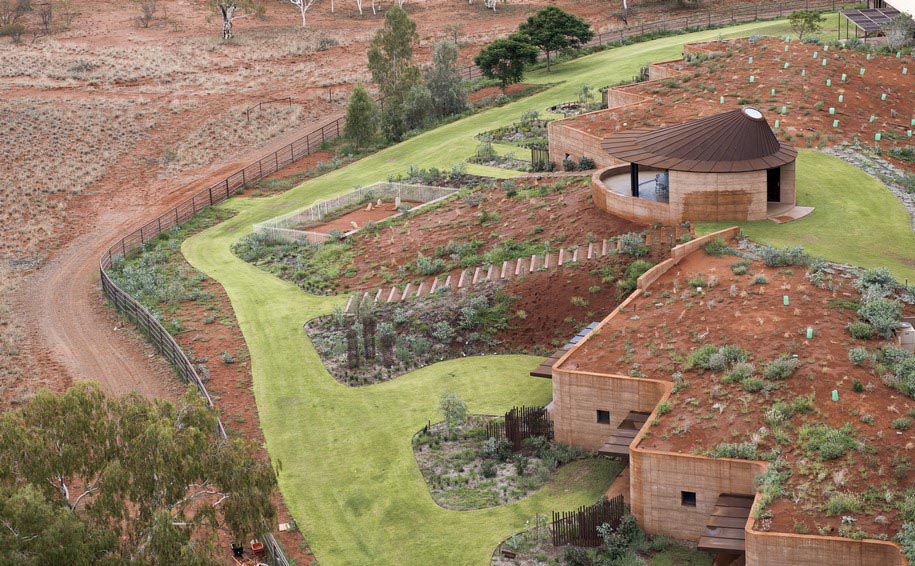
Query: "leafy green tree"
517 6 593 72
0 383 277 564
474 36 538 92
344 84 378 149
425 40 467 119
788 10 825 41
438 391 468 432
404 83 434 131
367 5 421 142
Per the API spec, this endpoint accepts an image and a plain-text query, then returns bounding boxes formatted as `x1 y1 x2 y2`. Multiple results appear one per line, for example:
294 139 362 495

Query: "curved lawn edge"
182 19 812 566
699 149 915 282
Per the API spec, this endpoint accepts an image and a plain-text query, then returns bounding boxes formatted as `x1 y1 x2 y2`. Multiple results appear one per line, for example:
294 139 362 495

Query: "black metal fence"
551 495 625 548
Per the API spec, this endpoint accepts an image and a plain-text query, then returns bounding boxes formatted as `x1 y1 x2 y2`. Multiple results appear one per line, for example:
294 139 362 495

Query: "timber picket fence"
551 495 625 548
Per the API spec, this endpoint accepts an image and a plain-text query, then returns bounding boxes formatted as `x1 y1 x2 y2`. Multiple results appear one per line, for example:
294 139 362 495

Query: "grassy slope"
182 17 880 566
700 150 915 281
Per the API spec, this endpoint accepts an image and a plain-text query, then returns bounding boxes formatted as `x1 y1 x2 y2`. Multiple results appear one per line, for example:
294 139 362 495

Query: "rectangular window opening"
681 491 697 507
597 410 610 424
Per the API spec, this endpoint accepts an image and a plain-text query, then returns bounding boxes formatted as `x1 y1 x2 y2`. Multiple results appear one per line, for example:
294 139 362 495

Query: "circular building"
592 107 797 224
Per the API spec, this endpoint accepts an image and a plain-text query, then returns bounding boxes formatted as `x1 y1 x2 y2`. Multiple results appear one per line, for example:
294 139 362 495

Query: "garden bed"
491 515 712 565
299 198 421 234
304 284 515 385
412 416 594 511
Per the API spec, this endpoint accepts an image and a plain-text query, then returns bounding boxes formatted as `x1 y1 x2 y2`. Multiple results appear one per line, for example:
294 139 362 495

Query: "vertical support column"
630 163 640 198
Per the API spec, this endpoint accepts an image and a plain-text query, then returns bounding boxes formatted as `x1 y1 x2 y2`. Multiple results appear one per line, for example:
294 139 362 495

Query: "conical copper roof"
601 108 797 173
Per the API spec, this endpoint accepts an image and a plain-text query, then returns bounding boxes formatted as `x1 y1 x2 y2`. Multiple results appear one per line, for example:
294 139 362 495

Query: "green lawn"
700 150 915 282
179 16 907 566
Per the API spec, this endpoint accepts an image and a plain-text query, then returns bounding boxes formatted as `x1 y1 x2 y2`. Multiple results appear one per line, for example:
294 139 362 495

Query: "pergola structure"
840 7 902 40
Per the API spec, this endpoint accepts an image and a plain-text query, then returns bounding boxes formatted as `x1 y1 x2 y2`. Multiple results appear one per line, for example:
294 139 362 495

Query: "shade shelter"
591 108 797 224
840 7 902 41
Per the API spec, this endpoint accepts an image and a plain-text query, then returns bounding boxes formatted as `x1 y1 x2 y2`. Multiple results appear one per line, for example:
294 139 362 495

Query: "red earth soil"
563 245 915 539
307 200 419 233
565 37 914 172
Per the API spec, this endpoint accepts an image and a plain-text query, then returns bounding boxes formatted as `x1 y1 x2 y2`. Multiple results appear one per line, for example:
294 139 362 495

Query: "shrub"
791 394 815 414
825 492 862 516
562 158 578 172
702 239 735 256
758 245 807 267
847 345 875 366
894 418 913 431
415 254 447 276
656 401 672 415
852 379 864 393
854 267 897 298
721 344 750 365
707 442 758 460
616 260 654 295
764 402 793 425
480 459 497 478
899 523 915 562
751 273 769 286
799 423 859 461
578 156 596 170
724 362 755 383
707 353 726 372
858 298 902 338
438 391 468 432
764 355 801 380
617 232 648 256
562 546 589 566
431 321 455 343
685 344 719 371
895 357 915 396
731 260 750 275
846 321 874 340
742 378 765 392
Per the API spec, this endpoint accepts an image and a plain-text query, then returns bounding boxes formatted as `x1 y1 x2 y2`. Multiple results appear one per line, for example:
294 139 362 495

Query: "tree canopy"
517 6 593 72
344 84 378 149
0 383 277 564
425 40 468 119
367 5 420 141
473 35 538 92
788 10 825 41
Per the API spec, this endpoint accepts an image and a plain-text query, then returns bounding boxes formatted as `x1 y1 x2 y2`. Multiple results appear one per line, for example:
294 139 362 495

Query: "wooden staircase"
698 494 754 556
597 411 650 459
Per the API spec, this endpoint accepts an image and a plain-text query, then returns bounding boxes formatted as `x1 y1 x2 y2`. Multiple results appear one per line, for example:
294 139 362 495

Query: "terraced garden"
180 16 914 565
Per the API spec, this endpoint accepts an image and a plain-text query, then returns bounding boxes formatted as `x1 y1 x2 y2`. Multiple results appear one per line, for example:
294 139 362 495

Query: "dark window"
597 410 610 424
681 491 697 507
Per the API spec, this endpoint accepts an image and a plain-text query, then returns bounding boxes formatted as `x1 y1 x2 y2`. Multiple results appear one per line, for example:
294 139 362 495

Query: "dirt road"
16 118 339 401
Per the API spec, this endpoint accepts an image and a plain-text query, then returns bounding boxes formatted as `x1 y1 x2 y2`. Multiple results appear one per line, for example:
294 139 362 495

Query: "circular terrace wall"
593 162 796 225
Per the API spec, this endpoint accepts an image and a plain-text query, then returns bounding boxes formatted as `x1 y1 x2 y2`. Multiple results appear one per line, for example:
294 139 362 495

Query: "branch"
70 475 102 513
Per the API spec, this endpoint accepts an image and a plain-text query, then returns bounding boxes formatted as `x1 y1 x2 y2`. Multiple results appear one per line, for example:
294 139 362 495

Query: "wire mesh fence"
253 182 458 245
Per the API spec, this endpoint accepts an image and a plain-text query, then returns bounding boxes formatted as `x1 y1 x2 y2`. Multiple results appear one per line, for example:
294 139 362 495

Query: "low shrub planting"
846 321 874 340
706 441 758 460
757 245 808 267
763 355 801 380
848 347 871 366
825 492 862 516
798 423 860 461
857 297 902 338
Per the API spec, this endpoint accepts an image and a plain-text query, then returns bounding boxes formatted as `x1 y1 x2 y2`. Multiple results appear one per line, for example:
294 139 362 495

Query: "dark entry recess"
767 167 781 202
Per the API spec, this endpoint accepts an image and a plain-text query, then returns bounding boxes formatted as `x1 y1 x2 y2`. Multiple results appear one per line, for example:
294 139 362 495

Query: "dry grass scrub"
162 104 308 173
0 98 152 259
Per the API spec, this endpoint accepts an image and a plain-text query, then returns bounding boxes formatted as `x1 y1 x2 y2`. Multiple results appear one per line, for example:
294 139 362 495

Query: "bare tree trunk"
371 0 376 15
221 5 235 40
355 0 362 14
